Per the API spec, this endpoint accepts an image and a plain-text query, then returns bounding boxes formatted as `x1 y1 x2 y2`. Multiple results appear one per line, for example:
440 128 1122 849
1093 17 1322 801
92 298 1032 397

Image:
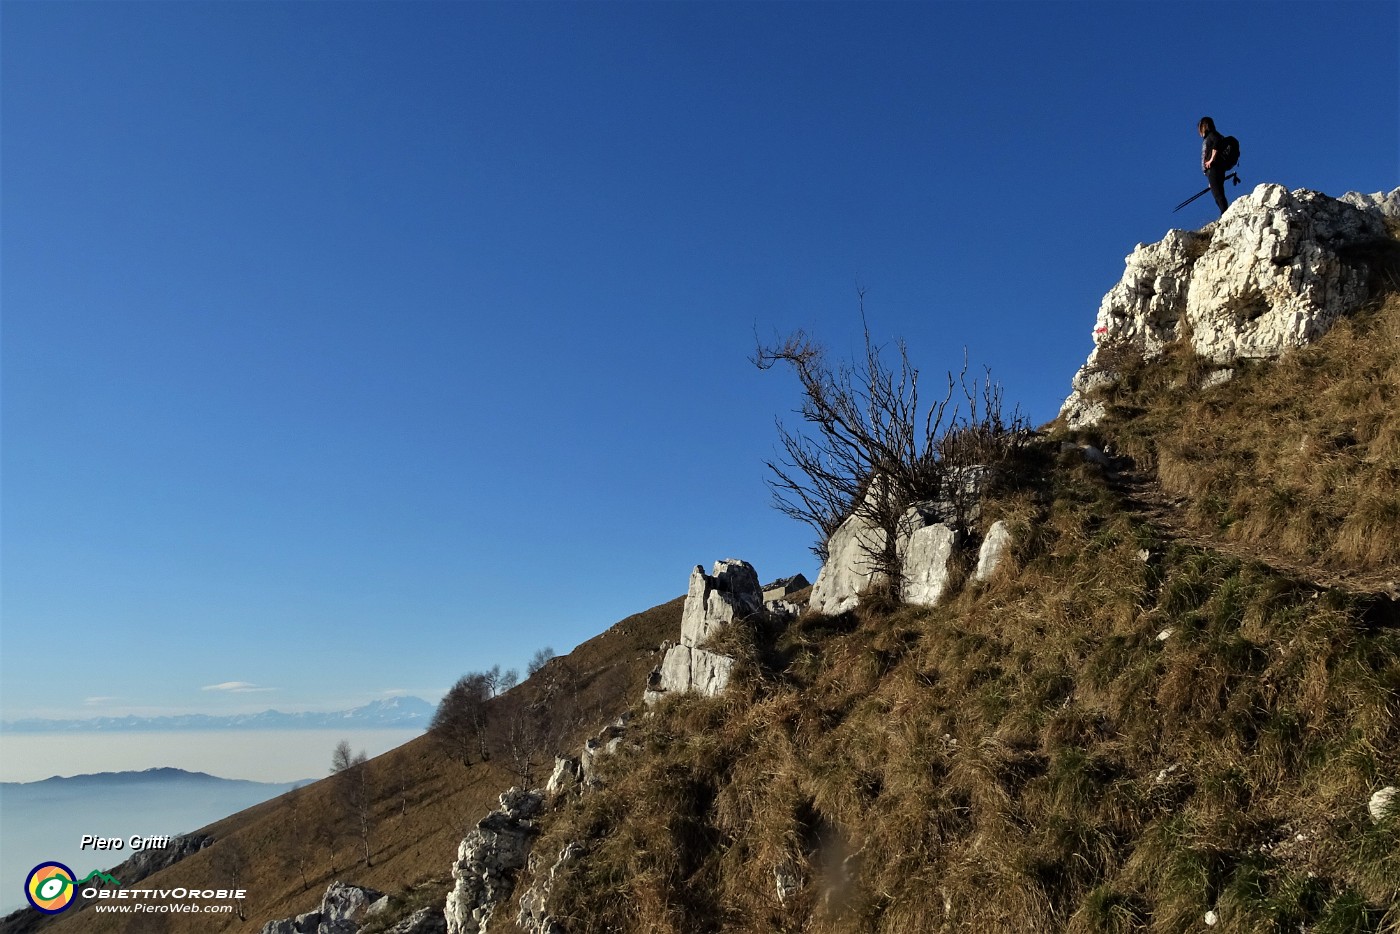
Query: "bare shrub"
754 305 1029 583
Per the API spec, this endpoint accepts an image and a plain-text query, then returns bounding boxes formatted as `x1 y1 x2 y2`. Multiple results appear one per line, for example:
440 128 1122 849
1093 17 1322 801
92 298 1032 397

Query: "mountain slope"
13 191 1398 934
516 217 1400 933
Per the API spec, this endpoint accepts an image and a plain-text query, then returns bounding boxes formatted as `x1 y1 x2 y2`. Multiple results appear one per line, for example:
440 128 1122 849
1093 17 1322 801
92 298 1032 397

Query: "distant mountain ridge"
0 766 298 789
1 696 434 733
0 765 311 917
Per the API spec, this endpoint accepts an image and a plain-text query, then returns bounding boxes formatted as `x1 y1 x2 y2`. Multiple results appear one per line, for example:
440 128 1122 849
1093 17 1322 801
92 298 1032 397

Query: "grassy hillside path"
1110 466 1400 601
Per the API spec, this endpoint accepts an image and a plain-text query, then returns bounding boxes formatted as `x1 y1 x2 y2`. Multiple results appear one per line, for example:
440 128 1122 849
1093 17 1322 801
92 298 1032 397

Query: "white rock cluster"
258 882 386 934
519 715 636 933
808 504 1012 616
1061 185 1398 429
444 788 544 934
537 719 640 826
516 842 583 934
643 559 763 705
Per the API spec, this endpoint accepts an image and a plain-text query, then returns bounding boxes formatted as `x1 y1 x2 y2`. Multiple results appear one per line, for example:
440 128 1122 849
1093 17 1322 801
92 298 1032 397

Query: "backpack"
1218 135 1240 171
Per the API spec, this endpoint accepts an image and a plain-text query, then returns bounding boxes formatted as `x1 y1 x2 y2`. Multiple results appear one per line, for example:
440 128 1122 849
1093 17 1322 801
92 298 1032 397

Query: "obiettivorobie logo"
24 862 121 914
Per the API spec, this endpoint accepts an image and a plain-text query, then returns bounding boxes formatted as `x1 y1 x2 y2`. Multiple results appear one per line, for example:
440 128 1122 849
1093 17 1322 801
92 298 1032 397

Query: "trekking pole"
1173 172 1240 212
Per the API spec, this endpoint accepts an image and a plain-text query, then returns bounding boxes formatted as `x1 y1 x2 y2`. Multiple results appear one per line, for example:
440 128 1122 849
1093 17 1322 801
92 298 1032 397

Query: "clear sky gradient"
4 2 1396 725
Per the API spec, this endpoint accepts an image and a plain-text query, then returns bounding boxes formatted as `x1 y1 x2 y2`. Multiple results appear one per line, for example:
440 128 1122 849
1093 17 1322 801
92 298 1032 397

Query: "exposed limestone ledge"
1061 185 1397 428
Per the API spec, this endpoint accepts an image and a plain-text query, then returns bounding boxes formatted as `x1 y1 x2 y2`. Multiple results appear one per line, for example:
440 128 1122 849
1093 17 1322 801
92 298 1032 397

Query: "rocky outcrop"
1341 189 1400 218
519 717 635 930
545 755 581 796
901 520 962 606
1061 186 1398 428
517 842 583 934
643 560 762 705
257 882 385 934
320 883 386 934
762 573 810 602
974 520 1014 582
808 510 886 615
809 504 987 615
807 465 1002 615
579 716 632 788
679 559 762 647
114 832 214 886
648 638 734 700
383 908 447 934
444 788 544 934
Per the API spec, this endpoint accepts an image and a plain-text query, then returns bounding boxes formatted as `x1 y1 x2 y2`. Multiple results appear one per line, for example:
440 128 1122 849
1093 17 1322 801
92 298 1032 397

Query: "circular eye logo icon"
25 862 77 914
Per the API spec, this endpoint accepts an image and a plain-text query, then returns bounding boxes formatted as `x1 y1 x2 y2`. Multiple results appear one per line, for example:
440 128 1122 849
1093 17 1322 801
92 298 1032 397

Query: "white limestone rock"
384 908 447 934
517 842 583 934
258 883 385 934
974 520 1013 582
765 599 800 621
259 915 321 934
645 559 764 704
545 756 581 796
680 559 762 648
1061 185 1393 427
644 643 736 705
444 789 543 934
809 510 889 615
1369 785 1397 823
1200 368 1235 390
1187 186 1382 362
811 491 983 614
901 522 961 606
320 882 385 932
1341 188 1400 219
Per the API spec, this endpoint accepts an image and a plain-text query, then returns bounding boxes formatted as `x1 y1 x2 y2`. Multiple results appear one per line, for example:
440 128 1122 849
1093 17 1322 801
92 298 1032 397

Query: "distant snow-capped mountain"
2 696 435 732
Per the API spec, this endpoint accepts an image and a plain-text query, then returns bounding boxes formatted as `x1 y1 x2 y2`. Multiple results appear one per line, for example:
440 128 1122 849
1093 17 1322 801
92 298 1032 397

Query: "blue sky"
3 1 1396 726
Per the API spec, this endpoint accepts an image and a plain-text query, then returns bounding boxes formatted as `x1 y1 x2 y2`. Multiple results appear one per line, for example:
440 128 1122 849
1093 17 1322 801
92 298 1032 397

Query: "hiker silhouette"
1198 116 1235 215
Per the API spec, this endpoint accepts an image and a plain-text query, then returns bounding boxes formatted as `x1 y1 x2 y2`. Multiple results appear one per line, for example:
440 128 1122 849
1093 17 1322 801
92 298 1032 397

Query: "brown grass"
1094 288 1400 578
526 454 1400 932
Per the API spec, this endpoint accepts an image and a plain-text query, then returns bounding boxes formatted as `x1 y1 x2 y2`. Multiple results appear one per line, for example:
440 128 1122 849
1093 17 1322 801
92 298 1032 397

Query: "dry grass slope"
524 250 1400 933
1091 223 1400 580
533 454 1400 933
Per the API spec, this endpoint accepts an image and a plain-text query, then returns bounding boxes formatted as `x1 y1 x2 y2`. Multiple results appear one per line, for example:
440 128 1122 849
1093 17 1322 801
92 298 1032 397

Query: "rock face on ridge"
808 510 886 615
808 492 989 615
1061 185 1398 428
679 558 761 647
257 882 386 934
642 559 762 704
444 788 544 934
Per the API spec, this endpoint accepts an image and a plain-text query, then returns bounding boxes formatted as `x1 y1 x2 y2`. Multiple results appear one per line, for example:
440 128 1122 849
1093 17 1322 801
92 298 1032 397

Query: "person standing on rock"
1198 116 1230 215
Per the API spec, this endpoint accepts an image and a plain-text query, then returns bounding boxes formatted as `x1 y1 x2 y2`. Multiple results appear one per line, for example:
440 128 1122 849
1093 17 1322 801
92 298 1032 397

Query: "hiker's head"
1198 116 1216 137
